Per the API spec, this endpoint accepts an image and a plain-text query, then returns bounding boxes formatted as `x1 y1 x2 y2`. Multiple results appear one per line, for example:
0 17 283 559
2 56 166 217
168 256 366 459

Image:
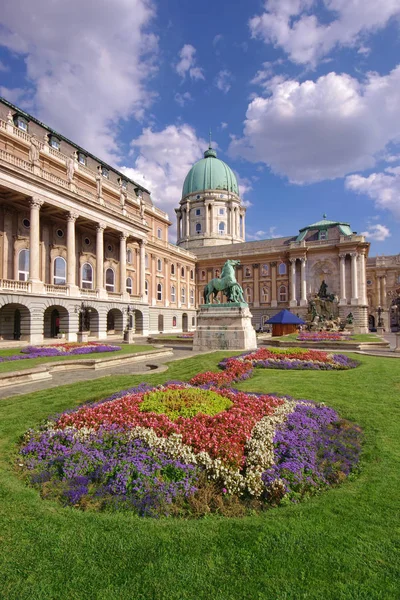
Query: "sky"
0 0 400 256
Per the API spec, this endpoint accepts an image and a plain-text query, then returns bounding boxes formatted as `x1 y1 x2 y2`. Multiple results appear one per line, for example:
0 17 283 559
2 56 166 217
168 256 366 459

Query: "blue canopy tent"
266 309 305 337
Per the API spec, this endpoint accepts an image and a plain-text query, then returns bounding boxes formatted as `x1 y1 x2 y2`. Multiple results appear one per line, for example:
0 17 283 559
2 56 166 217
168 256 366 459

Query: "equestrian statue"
203 259 246 304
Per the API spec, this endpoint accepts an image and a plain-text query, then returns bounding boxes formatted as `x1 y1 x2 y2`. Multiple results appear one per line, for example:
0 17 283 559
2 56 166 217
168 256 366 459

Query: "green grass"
0 352 399 599
0 344 154 373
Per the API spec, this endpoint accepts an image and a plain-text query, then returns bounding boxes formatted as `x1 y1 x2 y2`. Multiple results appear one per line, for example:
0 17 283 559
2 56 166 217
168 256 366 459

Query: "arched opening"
78 306 99 336
368 314 376 330
107 308 123 335
126 277 133 295
44 305 69 339
0 303 31 341
105 268 115 292
158 314 164 332
133 310 144 334
81 263 93 289
18 249 30 281
53 257 66 286
182 313 188 332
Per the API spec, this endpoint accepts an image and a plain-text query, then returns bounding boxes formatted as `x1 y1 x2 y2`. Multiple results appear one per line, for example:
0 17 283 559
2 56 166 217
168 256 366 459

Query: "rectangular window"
195 209 201 216
219 208 224 215
49 136 60 150
101 167 109 179
78 153 87 165
181 287 186 303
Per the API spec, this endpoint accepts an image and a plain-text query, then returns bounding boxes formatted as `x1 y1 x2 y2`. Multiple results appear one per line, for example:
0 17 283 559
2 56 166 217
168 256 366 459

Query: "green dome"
182 146 239 197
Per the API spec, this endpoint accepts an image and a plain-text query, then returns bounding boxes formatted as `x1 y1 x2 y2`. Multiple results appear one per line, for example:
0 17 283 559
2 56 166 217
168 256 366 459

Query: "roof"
296 214 354 241
266 309 305 325
0 96 150 195
182 145 239 197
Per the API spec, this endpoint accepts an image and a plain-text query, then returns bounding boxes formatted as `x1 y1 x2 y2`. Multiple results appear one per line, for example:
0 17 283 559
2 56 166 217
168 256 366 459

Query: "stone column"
139 239 146 301
241 212 246 239
67 212 78 293
358 251 367 305
185 205 190 238
300 257 307 306
176 212 181 240
289 258 297 307
151 254 157 306
253 263 260 307
96 223 106 298
339 253 347 305
29 197 44 292
376 276 381 308
177 263 181 308
350 252 358 304
381 274 387 307
164 258 170 307
3 208 13 280
119 233 128 298
271 262 277 307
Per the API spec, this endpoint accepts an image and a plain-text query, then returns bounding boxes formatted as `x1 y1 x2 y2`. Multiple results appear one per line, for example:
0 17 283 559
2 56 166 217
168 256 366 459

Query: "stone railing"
0 279 30 292
0 148 33 172
44 284 68 295
41 169 70 189
107 291 123 300
79 288 99 298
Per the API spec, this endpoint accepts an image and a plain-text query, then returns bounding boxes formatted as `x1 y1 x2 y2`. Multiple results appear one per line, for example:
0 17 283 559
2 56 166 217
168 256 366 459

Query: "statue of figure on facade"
66 154 76 182
28 135 41 165
318 279 328 298
203 259 245 304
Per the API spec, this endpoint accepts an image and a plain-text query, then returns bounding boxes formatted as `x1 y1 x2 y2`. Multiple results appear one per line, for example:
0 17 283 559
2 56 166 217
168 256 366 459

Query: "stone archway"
79 306 99 337
0 303 31 341
107 308 123 335
44 305 69 339
368 314 375 330
133 310 144 334
182 313 188 332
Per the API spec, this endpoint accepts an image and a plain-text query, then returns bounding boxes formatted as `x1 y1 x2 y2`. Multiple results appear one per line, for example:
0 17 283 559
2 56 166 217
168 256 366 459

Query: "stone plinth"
193 303 257 351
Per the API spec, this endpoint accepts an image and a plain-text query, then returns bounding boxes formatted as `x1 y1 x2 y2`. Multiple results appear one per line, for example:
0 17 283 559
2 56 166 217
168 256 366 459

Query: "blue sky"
0 0 400 255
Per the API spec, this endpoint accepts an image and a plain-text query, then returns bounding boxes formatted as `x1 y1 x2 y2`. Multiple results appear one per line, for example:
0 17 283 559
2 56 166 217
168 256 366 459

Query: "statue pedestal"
193 303 257 352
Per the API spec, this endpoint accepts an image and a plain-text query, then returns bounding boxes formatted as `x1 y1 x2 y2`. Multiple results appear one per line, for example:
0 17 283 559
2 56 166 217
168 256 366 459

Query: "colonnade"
176 200 245 240
26 197 147 298
289 257 308 306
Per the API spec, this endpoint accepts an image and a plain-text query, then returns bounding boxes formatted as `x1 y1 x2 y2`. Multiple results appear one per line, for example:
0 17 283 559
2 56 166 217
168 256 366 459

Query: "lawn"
0 352 399 599
0 344 155 373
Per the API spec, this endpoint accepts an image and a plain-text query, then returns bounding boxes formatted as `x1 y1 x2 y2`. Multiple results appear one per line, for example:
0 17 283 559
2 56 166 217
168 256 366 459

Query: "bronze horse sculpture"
203 259 245 304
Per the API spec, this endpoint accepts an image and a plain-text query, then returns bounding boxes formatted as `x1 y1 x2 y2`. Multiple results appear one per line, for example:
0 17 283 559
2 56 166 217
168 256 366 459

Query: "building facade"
0 98 196 342
0 97 398 343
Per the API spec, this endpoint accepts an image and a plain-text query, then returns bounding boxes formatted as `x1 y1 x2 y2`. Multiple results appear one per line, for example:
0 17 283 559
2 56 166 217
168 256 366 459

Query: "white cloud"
220 122 228 130
249 0 400 66
213 34 223 47
215 69 232 93
174 91 192 107
120 124 207 237
247 226 281 240
360 223 391 241
0 0 158 164
230 66 400 184
346 166 400 219
175 44 204 80
0 86 27 105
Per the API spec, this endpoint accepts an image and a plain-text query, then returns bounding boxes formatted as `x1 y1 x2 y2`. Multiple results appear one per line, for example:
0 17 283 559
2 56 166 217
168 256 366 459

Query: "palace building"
0 96 398 342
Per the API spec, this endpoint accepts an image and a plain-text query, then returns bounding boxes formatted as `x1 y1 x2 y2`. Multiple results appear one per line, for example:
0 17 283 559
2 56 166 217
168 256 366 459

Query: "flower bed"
190 347 358 387
0 342 121 363
297 332 353 342
20 377 362 516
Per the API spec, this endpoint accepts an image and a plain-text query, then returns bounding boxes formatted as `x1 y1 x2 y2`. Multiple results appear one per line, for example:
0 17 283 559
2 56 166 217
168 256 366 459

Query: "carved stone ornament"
96 223 106 232
67 212 79 222
29 198 44 210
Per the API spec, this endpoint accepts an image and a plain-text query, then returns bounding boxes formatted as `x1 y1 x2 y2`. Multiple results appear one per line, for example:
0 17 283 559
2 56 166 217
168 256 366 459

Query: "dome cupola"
182 145 239 198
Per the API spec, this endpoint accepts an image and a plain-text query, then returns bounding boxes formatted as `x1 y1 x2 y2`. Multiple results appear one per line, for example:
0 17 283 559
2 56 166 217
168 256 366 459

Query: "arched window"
245 266 251 278
190 269 194 280
157 258 162 272
181 287 186 303
81 262 93 289
261 264 269 277
218 222 225 235
145 254 149 269
145 280 149 296
126 248 133 264
157 228 162 239
279 285 287 302
261 287 269 302
126 277 133 294
105 268 115 292
157 283 162 301
278 263 287 275
18 249 29 281
172 316 177 327
171 285 176 303
181 266 185 277
171 263 175 275
240 215 243 236
196 223 201 233
53 257 66 285
190 288 194 304
245 287 252 303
